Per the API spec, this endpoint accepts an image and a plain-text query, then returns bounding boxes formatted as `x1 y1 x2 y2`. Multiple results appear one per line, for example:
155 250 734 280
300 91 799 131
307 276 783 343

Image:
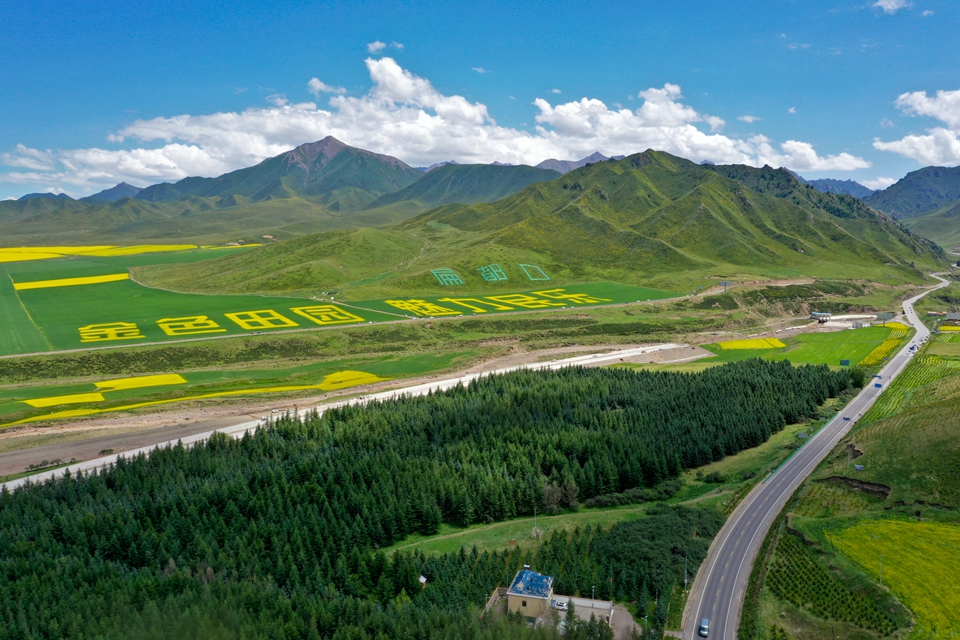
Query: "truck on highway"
699 618 710 637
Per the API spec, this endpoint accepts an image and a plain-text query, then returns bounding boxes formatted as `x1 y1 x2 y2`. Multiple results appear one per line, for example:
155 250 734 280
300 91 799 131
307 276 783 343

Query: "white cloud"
307 78 346 97
738 115 760 123
367 41 386 54
893 88 960 131
788 107 797 114
2 144 56 171
874 88 960 165
747 137 871 171
266 94 288 107
874 130 960 165
873 0 911 13
880 118 894 128
1 56 871 195
861 176 897 190
551 89 561 94
472 67 490 74
391 42 404 50
922 10 933 16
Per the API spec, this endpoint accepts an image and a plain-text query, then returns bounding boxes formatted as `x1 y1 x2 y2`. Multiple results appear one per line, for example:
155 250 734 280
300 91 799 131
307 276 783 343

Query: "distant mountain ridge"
864 165 960 219
17 192 73 201
804 178 874 199
536 152 625 174
82 182 142 202
133 136 423 208
0 138 563 245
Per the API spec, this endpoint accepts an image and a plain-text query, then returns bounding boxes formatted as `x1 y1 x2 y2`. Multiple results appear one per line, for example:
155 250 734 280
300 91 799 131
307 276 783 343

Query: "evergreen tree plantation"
0 361 861 639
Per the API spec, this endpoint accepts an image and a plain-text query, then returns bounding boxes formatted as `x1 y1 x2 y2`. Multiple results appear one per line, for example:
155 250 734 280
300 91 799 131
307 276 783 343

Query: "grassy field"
752 326 960 639
0 247 679 356
832 521 960 639
0 350 477 428
700 326 907 368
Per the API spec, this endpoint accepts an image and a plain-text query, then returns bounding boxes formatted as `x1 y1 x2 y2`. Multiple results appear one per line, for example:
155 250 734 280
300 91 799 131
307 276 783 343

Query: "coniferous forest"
0 360 860 639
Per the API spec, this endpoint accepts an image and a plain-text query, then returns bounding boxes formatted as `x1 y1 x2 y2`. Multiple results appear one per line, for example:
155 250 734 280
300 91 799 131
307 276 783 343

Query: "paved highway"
1 343 685 493
683 274 950 639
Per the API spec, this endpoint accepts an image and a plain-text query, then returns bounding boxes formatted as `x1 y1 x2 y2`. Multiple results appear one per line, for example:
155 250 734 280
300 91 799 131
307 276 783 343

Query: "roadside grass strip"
1 370 389 429
831 521 960 638
24 392 105 408
95 374 187 391
717 338 787 349
13 273 129 290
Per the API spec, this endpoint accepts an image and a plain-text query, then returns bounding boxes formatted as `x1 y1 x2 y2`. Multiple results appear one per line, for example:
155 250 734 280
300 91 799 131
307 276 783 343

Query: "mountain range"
4 135 959 256
856 165 960 248
137 149 945 300
0 137 565 245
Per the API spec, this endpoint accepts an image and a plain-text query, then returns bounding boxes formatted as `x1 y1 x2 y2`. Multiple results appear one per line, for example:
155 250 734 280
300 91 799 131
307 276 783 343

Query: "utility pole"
592 585 596 604
684 556 688 588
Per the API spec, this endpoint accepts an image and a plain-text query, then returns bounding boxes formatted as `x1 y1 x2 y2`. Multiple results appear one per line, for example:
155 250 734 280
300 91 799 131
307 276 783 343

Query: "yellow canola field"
13 273 129 290
96 373 187 391
0 245 200 263
858 323 910 366
24 392 106 408
717 338 787 349
940 326 960 332
832 520 960 638
4 370 389 429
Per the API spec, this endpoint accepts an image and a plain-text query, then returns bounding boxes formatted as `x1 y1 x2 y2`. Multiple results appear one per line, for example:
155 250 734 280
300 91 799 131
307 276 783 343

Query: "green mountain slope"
138 227 425 294
903 199 960 249
864 165 960 219
364 163 560 209
139 150 946 300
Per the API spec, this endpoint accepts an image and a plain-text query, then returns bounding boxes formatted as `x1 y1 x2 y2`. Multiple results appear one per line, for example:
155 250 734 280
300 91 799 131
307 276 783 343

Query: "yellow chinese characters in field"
436 297 514 313
533 288 612 304
224 309 298 330
292 305 365 326
384 299 463 317
388 288 614 317
157 316 226 336
79 322 145 343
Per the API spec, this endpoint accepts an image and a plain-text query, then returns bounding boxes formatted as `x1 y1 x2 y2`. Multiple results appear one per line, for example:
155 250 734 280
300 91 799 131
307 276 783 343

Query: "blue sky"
2 0 959 199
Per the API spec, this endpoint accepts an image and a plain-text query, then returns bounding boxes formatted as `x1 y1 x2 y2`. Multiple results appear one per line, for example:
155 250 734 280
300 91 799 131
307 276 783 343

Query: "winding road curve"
682 274 950 640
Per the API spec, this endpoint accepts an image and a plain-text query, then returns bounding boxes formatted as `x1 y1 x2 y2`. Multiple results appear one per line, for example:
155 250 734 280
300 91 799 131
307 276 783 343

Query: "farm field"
696 326 908 368
0 350 475 428
749 327 960 640
832 521 960 639
0 247 677 356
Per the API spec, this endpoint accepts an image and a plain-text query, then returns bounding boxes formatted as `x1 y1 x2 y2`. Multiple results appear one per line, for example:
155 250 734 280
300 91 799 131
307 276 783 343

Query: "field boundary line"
4 269 53 351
